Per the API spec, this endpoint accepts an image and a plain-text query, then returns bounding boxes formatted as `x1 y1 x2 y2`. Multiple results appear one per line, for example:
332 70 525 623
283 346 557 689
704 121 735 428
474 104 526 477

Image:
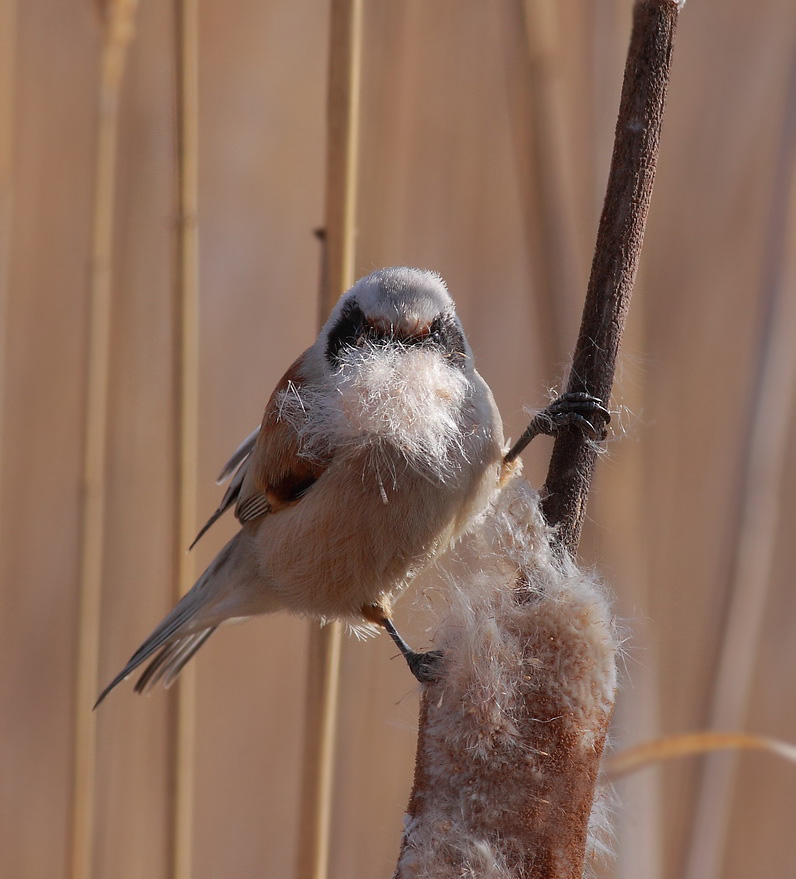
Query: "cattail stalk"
395 3 683 876
540 0 682 547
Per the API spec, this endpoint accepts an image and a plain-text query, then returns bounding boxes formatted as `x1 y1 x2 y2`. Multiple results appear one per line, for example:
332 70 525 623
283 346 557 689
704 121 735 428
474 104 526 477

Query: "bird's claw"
505 392 611 462
539 392 611 441
405 650 444 684
380 616 444 683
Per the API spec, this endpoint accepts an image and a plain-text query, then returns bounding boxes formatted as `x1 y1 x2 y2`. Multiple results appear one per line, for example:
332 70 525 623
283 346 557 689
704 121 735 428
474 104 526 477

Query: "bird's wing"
189 349 327 549
189 456 251 549
234 351 328 520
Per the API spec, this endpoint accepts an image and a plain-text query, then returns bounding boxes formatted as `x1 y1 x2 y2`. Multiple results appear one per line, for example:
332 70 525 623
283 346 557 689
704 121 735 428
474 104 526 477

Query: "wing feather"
216 426 259 484
190 348 329 548
189 461 251 549
234 351 328 518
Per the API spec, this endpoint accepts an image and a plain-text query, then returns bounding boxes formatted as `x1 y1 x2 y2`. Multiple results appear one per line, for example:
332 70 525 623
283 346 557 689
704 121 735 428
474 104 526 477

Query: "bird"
95 267 509 704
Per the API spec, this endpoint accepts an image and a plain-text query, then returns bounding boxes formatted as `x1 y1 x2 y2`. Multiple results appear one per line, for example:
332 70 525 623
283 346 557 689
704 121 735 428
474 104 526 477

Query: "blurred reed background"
2 1 796 878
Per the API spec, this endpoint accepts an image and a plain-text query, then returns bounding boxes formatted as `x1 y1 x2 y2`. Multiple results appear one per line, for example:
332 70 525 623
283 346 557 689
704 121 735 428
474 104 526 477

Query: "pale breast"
251 387 503 623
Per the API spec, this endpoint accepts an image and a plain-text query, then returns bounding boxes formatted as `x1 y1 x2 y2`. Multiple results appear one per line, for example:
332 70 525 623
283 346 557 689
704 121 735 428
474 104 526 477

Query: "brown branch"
394 3 682 878
541 0 681 552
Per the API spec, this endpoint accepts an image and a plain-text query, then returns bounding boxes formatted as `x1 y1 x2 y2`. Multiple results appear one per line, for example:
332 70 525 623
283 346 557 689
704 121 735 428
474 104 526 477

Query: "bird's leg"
504 391 611 464
377 615 442 683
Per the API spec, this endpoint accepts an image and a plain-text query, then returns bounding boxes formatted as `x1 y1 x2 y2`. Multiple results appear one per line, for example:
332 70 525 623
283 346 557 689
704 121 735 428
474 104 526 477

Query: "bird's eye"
427 315 467 370
326 301 368 364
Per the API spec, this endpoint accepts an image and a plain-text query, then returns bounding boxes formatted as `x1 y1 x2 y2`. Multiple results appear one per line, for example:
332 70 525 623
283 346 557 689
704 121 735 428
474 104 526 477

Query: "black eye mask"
326 301 468 370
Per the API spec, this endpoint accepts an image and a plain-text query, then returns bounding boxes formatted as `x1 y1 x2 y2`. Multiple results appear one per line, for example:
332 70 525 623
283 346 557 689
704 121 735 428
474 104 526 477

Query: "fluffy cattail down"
395 476 618 879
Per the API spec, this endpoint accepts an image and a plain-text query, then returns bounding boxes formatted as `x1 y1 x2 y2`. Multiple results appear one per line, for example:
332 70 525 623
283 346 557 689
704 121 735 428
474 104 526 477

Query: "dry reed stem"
501 0 583 369
0 0 16 478
296 3 363 878
298 625 343 879
395 3 682 876
682 40 796 879
169 2 200 878
70 3 139 878
607 731 796 781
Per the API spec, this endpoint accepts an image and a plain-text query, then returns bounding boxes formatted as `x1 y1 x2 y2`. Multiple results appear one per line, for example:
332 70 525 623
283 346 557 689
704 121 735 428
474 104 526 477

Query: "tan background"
2 1 796 878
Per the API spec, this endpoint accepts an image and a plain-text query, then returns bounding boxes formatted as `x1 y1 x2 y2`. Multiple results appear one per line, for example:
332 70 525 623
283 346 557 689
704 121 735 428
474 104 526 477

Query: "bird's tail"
94 532 243 707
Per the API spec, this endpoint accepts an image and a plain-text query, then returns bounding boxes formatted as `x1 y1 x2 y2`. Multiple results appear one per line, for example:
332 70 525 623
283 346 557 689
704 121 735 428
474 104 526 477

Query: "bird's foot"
505 392 611 462
381 616 443 684
404 650 444 683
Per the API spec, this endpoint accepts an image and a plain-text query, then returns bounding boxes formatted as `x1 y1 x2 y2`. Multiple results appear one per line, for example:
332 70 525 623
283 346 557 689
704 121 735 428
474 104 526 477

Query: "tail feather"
94 602 201 707
133 627 217 694
95 533 244 708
